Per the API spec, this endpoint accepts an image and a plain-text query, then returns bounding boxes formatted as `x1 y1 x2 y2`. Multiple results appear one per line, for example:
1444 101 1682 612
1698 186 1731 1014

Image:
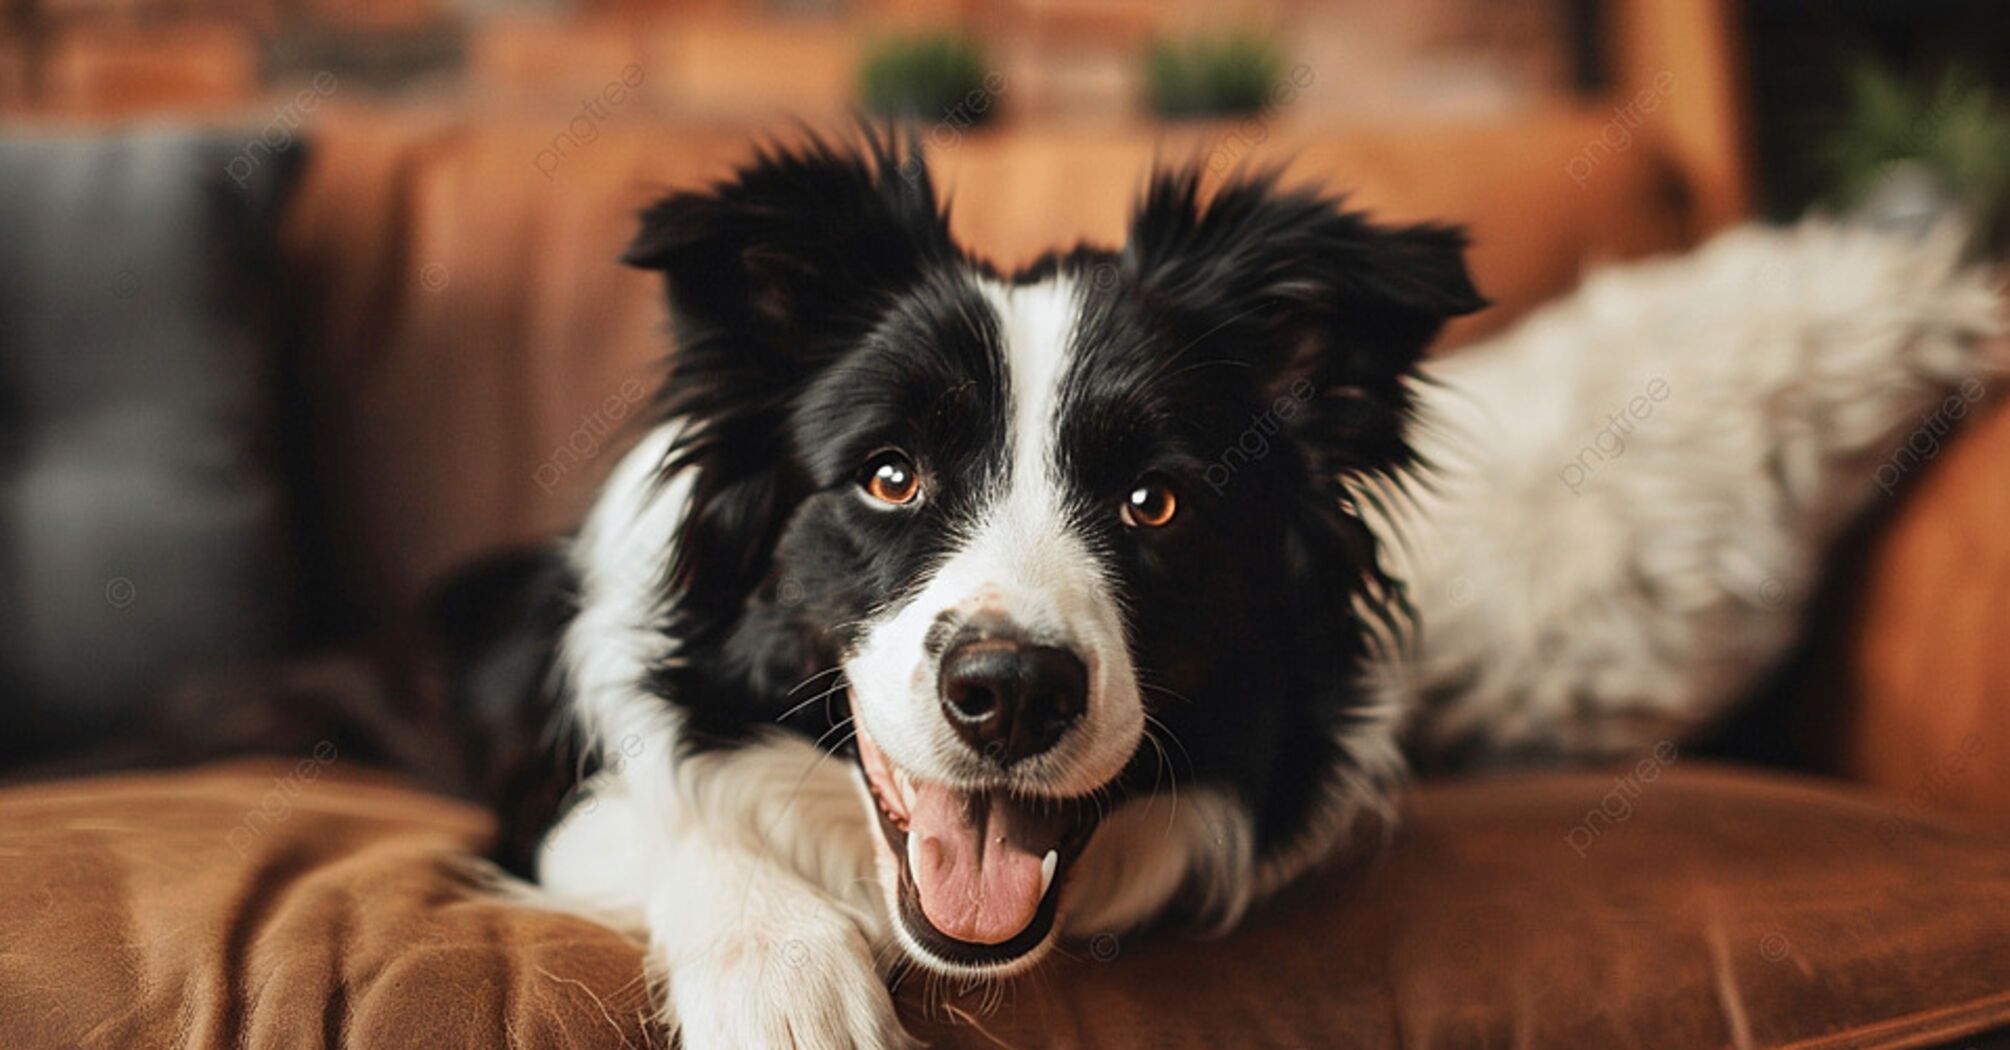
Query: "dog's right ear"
1125 167 1486 482
623 129 955 367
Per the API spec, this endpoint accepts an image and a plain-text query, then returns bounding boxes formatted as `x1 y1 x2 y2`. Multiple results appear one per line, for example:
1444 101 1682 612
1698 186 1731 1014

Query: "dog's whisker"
1139 680 1195 705
925 970 946 1024
783 665 845 699
1140 723 1176 830
1141 712 1196 777
1144 713 1197 834
772 678 850 725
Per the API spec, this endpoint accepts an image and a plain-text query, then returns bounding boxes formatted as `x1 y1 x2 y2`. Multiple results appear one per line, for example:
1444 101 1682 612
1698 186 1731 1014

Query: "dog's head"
626 131 1482 975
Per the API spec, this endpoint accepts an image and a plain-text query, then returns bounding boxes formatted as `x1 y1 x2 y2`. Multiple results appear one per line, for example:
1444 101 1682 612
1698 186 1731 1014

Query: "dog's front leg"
649 828 910 1050
542 750 909 1050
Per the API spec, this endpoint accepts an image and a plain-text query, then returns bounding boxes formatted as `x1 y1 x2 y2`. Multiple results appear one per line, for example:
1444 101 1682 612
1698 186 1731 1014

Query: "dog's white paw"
664 905 912 1050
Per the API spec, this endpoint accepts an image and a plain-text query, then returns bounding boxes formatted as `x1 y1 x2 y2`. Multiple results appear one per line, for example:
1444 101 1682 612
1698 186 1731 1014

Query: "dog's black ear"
624 130 955 637
1125 167 1487 478
623 128 954 360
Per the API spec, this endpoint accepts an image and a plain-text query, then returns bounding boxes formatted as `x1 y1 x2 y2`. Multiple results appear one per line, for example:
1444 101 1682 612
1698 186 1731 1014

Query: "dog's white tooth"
1040 849 1058 896
907 826 923 874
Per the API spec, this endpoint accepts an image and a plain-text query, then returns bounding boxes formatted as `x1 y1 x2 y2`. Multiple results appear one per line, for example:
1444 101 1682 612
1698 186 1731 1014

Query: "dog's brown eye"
1121 477 1178 529
861 451 921 506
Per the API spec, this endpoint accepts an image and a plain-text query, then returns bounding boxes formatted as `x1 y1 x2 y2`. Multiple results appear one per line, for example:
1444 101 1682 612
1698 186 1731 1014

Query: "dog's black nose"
939 639 1087 766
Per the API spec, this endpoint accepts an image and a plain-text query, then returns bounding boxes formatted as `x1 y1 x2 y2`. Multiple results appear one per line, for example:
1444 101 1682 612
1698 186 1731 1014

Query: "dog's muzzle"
851 618 1110 968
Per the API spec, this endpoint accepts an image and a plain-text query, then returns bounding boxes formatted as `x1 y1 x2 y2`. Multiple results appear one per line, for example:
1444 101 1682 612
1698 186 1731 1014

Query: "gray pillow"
0 129 302 764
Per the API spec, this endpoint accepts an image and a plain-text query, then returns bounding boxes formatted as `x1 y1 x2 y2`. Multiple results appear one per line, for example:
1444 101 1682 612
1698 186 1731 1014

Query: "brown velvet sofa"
7 9 2010 1045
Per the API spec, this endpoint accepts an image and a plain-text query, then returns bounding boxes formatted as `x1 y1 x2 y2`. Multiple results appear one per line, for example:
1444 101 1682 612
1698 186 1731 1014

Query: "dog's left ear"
622 129 953 362
1125 168 1487 477
622 130 955 623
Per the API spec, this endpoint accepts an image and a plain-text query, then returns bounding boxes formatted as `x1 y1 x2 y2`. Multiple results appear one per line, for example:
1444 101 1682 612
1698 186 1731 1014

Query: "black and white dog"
448 128 2001 1047
449 129 1482 1047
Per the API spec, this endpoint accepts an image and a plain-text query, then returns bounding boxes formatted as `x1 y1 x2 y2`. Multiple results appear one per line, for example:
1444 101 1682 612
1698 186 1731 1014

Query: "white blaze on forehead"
994 276 1077 513
958 276 1104 636
845 273 1144 796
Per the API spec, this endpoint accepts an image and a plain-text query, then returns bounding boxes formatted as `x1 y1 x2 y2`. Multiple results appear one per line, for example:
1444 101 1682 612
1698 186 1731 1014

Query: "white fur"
545 426 902 1047
1369 221 2006 761
561 422 687 763
1062 787 1257 935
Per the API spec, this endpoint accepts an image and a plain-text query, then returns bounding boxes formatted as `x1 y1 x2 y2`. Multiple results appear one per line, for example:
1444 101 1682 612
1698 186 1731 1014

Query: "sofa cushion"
0 130 301 764
3 759 2008 1049
1831 396 2010 816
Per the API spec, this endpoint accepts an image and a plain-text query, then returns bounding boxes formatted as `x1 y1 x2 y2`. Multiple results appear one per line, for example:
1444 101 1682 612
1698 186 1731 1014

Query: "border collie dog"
463 130 1483 1046
447 128 2006 1044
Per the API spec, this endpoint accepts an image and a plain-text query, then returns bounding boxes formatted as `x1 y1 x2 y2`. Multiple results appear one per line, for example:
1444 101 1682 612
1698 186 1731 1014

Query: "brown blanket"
5 759 2010 1049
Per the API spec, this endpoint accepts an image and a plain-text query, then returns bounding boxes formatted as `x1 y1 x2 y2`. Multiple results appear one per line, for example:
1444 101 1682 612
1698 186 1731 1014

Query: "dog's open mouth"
853 724 1101 967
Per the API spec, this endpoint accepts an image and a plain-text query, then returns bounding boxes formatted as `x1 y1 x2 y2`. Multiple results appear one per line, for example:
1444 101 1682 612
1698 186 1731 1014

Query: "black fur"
423 547 584 876
1050 167 1485 853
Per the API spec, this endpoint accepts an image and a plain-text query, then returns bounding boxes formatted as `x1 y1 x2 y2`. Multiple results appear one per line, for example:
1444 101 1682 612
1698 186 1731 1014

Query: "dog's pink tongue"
906 783 1046 945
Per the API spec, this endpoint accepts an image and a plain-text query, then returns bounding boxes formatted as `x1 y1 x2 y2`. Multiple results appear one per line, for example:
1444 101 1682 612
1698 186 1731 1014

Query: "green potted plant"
1819 62 2010 252
858 33 999 127
1143 30 1287 119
